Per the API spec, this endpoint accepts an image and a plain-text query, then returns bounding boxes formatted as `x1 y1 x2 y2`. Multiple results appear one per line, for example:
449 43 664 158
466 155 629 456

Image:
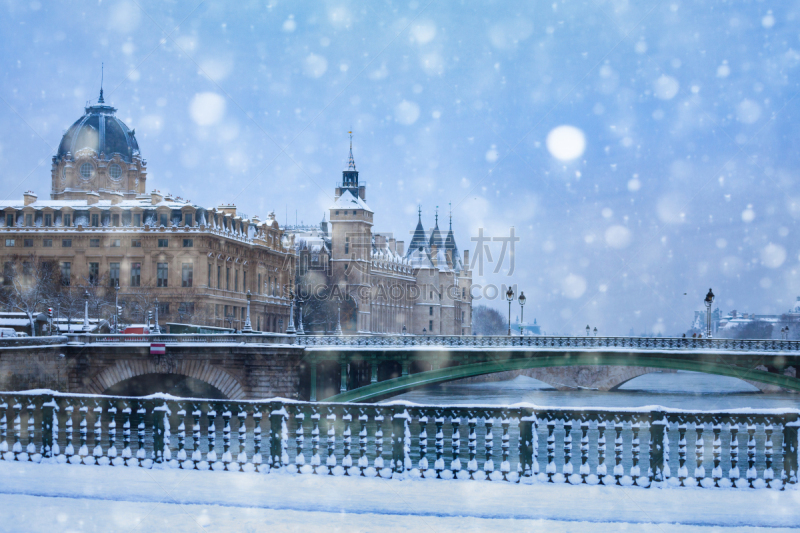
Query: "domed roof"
56 93 139 163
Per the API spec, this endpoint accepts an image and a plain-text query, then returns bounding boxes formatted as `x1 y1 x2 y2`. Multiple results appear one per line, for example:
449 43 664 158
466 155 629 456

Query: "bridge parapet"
1 390 797 490
298 334 800 352
64 333 298 345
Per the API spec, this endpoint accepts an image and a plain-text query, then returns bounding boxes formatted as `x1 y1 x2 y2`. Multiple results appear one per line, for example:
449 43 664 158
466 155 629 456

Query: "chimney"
464 249 470 268
23 191 37 206
396 241 404 256
375 234 386 249
86 191 100 205
151 190 163 205
110 191 123 205
389 238 396 254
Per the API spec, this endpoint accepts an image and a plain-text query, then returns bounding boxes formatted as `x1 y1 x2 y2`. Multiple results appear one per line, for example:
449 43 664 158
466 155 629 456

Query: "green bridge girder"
324 350 800 402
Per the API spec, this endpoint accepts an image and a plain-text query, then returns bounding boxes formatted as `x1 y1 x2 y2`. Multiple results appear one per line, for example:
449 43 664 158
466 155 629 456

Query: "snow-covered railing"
67 333 297 345
297 334 800 352
1 391 797 490
0 336 68 348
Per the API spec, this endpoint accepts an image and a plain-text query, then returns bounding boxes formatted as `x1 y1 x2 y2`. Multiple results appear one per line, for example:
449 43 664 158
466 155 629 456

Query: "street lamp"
154 297 160 334
334 301 343 336
518 291 526 337
704 288 715 338
286 290 296 334
296 291 305 335
402 325 407 335
505 287 515 336
82 290 92 332
114 284 120 333
586 325 590 337
243 290 253 333
593 327 598 337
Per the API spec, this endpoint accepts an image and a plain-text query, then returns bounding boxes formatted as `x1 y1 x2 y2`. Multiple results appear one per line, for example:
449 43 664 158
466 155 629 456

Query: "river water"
386 371 800 409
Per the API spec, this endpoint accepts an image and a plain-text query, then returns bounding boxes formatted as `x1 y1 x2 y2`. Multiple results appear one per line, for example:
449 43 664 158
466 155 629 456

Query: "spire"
347 130 356 170
449 202 452 230
98 63 105 104
418 204 422 222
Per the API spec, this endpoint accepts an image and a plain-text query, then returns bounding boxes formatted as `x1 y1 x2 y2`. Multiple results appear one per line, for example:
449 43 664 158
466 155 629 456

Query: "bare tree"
53 287 86 333
3 256 59 337
472 304 506 336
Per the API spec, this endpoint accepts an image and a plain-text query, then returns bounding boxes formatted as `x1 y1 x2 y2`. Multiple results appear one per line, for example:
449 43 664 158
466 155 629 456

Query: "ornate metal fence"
0 391 797 490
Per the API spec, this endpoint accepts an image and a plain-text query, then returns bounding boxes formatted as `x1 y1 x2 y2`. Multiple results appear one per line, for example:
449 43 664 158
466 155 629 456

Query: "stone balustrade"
1 391 796 490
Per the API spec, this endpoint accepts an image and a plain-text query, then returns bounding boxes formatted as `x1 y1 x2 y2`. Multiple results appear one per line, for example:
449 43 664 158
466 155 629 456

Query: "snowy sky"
1 1 799 335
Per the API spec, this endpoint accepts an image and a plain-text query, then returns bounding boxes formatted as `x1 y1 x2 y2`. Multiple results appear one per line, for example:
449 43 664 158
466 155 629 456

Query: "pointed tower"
336 131 366 201
406 206 428 256
444 205 461 271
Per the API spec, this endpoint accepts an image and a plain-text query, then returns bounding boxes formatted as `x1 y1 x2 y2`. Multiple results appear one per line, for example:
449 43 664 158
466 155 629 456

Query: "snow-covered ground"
0 461 798 532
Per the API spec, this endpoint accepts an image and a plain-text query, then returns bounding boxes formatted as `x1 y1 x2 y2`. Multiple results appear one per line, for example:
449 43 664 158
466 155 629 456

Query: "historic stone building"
291 139 472 335
0 91 295 332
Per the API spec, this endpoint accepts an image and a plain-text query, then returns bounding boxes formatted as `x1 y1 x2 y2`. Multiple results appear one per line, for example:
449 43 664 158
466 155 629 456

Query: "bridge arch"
328 354 800 402
86 359 246 399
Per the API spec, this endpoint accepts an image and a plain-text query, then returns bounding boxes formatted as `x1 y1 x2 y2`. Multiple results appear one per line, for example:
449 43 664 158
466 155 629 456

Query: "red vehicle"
122 324 151 334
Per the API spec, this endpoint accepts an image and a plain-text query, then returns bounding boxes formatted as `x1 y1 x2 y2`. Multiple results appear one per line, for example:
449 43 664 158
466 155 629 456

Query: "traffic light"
47 308 53 318
147 310 153 321
117 306 123 315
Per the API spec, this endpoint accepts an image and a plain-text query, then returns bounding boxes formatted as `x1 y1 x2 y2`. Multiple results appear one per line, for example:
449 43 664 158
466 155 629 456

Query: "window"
60 262 70 286
109 164 122 180
111 239 121 247
208 264 212 287
109 263 120 288
429 320 433 332
235 270 238 292
133 214 141 227
226 267 230 290
112 214 120 227
131 239 141 248
90 239 100 248
25 214 33 227
3 262 13 285
43 239 52 247
157 263 168 287
344 236 349 255
241 307 246 320
63 214 71 227
159 214 168 227
257 273 262 294
429 306 433 316
80 163 93 179
462 288 466 299
5 239 14 247
183 239 193 248
184 213 192 226
44 214 52 227
158 302 170 315
182 263 193 287
217 265 222 289
158 239 168 248
89 262 99 284
5 214 13 227
23 239 33 248
130 263 141 287
178 302 195 316
243 271 247 292
62 239 72 248
336 211 339 215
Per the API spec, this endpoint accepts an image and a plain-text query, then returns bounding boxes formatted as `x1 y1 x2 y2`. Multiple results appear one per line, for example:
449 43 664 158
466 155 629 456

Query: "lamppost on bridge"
82 290 92 332
402 325 407 335
114 284 120 334
505 287 514 336
296 291 305 335
242 290 253 333
153 297 160 334
593 327 598 337
518 291 526 337
704 288 715 338
334 301 343 336
586 325 590 336
286 290 297 334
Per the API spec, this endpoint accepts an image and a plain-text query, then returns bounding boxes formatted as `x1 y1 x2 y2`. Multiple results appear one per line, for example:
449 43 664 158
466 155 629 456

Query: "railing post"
152 403 166 465
310 363 317 402
518 408 533 482
392 407 406 475
40 396 55 461
782 413 799 490
269 402 284 472
648 410 666 486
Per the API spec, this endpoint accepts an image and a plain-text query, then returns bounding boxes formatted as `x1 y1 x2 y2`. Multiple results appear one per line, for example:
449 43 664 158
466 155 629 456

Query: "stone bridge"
1 334 798 401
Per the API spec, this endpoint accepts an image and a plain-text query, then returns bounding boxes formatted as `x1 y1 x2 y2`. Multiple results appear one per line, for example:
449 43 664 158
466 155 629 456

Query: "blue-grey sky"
1 0 798 335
